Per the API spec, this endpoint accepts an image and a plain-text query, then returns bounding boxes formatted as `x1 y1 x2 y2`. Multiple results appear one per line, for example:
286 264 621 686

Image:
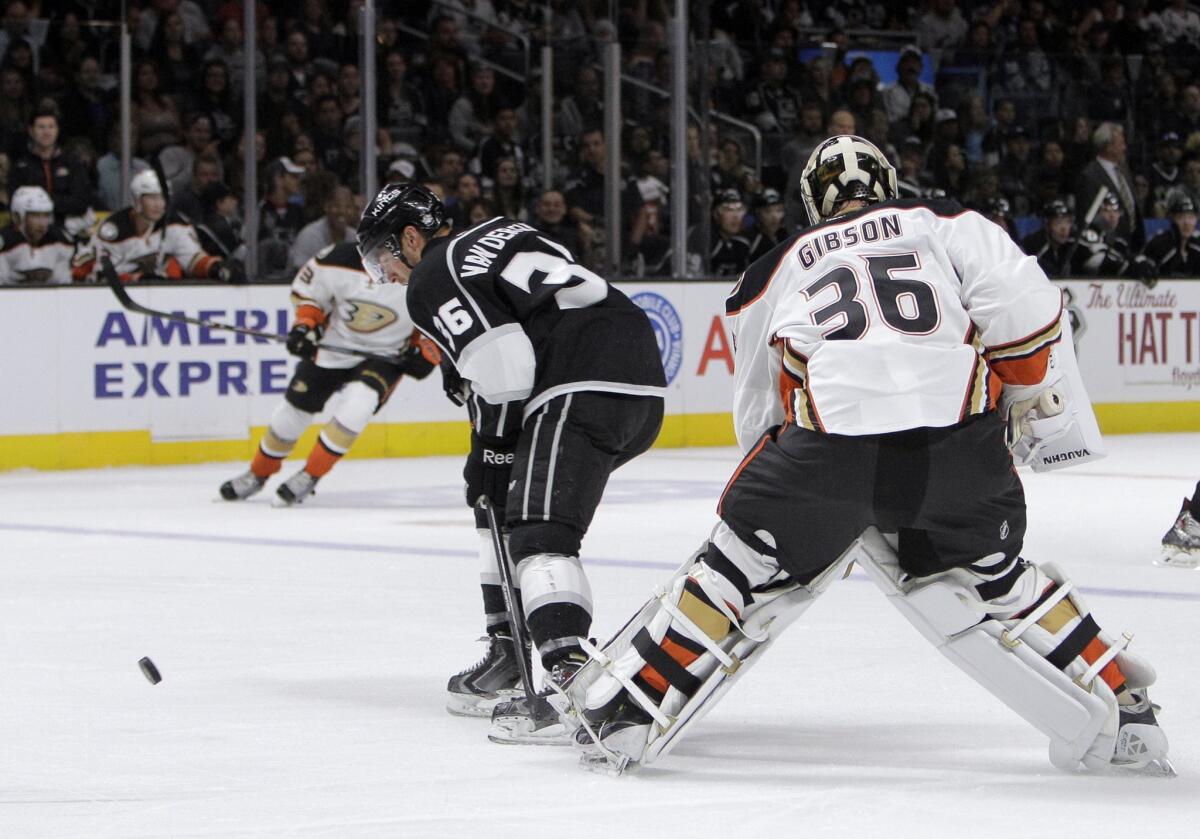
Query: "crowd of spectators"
3 0 1200 285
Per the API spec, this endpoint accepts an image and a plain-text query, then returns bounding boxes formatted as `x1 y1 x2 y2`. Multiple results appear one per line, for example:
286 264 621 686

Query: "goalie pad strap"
633 629 703 697
1046 613 1101 671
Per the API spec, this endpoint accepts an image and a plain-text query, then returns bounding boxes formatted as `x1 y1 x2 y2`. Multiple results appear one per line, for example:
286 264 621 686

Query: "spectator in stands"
980 97 1017 169
260 56 304 156
997 126 1034 214
895 138 930 199
1150 132 1185 205
1029 138 1071 210
1153 0 1200 54
687 188 750 277
311 95 344 172
0 65 30 156
745 48 803 135
473 106 524 183
881 46 934 125
289 184 355 270
889 90 936 149
382 50 427 148
747 188 787 262
299 0 346 64
1168 85 1200 148
1021 199 1077 279
337 63 361 121
7 105 93 226
150 10 202 96
283 30 313 101
205 16 263 94
446 170 481 229
1076 121 1140 244
131 59 182 157
533 188 588 262
136 0 211 51
711 137 754 194
331 115 363 193
449 63 503 154
464 196 496 226
422 54 462 146
490 156 527 222
159 113 216 199
256 156 306 278
95 123 151 212
916 0 968 57
780 101 826 178
558 64 602 145
171 153 223 222
947 20 995 71
994 17 1056 100
1087 56 1131 126
58 56 112 155
433 146 466 195
931 142 968 197
1166 157 1200 211
1144 193 1200 277
193 181 243 263
191 59 239 156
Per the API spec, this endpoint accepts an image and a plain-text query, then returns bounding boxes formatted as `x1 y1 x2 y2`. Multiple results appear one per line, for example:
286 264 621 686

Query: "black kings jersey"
407 217 666 443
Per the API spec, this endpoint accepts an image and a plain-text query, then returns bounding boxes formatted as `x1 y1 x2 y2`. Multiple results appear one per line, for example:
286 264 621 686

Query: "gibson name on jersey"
797 212 903 268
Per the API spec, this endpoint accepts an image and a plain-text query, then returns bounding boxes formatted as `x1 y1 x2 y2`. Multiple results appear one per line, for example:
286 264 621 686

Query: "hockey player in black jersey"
1142 194 1200 277
356 184 666 741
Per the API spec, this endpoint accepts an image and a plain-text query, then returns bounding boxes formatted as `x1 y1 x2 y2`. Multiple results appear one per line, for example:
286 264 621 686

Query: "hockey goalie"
558 135 1174 778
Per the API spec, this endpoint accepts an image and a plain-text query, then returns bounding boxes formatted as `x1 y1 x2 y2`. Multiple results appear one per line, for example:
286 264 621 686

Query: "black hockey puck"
138 656 162 685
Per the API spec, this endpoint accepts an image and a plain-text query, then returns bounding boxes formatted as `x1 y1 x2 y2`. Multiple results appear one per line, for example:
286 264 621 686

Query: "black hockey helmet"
356 183 447 281
1168 193 1196 215
1042 199 1071 219
800 134 897 221
985 196 1012 218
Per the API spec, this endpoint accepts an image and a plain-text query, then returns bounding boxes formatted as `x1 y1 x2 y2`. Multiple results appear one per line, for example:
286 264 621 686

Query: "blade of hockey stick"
101 257 403 364
479 496 540 703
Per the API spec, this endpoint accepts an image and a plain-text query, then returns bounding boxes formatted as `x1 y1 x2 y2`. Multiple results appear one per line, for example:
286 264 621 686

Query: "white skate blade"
446 686 522 718
1154 546 1200 569
488 703 576 745
579 749 631 776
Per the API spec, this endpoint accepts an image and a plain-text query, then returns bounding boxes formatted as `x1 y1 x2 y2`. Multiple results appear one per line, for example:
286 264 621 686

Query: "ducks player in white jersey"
219 239 441 505
560 135 1173 777
0 186 74 285
1158 479 1200 568
72 170 244 283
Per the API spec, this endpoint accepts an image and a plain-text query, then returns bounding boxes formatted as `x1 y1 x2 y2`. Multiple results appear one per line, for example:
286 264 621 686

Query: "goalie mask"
356 183 448 283
800 134 898 222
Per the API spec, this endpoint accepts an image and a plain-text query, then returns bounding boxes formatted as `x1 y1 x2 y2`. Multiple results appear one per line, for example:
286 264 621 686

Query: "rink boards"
0 279 1198 470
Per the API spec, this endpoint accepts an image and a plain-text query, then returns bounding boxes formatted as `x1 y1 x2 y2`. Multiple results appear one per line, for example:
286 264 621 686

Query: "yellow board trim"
2 405 1195 472
0 413 738 472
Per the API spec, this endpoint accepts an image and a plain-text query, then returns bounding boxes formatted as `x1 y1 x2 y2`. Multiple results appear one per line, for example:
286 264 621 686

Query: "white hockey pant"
566 522 853 767
853 528 1157 771
317 381 379 455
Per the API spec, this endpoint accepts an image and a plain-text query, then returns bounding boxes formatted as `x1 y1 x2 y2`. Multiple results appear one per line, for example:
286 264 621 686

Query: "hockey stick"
478 495 540 704
101 257 402 364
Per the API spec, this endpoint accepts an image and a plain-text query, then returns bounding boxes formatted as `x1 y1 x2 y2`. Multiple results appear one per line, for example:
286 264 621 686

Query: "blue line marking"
2 522 1197 601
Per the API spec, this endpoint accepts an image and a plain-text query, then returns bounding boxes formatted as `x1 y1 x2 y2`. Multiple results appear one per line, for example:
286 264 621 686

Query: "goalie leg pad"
566 528 854 770
854 528 1161 772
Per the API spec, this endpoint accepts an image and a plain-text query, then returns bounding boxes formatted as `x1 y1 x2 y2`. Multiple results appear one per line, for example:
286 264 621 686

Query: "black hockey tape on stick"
478 496 540 703
100 257 402 365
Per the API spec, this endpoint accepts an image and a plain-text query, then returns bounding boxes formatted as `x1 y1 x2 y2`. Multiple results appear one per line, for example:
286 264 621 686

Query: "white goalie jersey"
726 198 1065 448
289 242 416 369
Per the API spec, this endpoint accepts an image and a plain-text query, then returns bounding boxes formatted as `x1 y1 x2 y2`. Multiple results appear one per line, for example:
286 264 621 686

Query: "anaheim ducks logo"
344 299 399 333
19 267 53 284
131 252 160 275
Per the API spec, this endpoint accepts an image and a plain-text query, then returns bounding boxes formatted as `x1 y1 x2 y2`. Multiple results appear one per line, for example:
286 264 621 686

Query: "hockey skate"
273 470 318 506
219 470 265 501
1156 500 1200 569
446 634 525 718
572 689 655 776
487 655 586 746
1111 690 1175 776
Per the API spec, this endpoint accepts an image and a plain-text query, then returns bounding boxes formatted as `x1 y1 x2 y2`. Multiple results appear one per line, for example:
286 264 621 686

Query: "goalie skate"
1155 500 1200 570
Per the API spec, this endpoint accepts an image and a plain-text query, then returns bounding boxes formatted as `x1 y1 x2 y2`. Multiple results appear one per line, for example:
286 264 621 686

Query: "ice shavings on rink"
2 434 1199 837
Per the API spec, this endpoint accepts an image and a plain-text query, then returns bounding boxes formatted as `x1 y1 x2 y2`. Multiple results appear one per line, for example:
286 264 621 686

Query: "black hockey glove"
464 433 516 508
286 323 321 360
397 333 441 380
211 259 247 284
1131 255 1158 288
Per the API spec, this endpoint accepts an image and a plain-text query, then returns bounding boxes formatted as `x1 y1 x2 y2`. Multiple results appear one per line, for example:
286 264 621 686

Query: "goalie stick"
101 257 402 364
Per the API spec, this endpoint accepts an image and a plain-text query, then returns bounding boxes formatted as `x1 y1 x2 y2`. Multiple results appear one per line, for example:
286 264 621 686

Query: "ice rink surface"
2 433 1200 838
